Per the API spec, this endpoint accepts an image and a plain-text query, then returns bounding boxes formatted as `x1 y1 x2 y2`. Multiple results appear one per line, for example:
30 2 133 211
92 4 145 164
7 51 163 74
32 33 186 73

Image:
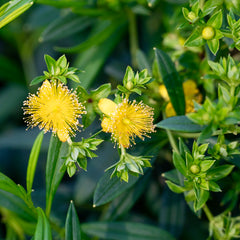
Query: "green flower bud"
188 11 196 21
190 164 201 174
126 81 134 90
202 26 215 40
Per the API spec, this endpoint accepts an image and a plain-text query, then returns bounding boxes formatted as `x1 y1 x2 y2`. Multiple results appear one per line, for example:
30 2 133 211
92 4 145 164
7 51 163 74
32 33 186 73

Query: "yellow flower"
23 80 86 142
98 98 155 148
159 80 202 118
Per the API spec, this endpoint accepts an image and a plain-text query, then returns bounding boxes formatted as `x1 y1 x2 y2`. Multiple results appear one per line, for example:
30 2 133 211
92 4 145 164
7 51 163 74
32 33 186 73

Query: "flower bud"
98 98 117 116
126 81 134 90
190 164 201 174
188 11 196 21
202 26 215 40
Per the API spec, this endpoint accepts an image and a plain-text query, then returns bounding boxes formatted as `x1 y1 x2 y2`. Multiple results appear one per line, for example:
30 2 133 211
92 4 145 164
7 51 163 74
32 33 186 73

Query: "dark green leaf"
207 165 234 181
93 170 139 207
173 152 187 177
165 181 187 193
91 83 111 100
207 39 219 55
36 0 85 8
30 76 46 86
0 190 36 222
194 189 209 211
156 116 205 132
65 201 81 240
81 222 175 240
154 48 185 115
34 208 52 240
26 131 44 195
136 49 152 74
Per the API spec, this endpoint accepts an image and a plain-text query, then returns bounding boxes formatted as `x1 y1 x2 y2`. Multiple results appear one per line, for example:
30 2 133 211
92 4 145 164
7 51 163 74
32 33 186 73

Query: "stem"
203 205 223 240
221 30 233 39
126 8 139 68
203 204 214 221
90 129 103 139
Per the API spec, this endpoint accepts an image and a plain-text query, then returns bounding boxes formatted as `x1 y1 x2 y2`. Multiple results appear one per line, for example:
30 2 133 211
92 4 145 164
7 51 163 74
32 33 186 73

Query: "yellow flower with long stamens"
98 98 155 148
23 80 86 142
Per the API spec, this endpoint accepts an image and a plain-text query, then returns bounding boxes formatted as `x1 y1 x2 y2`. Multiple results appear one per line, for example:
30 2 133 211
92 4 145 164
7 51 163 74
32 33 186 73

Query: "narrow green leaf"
91 83 111 101
0 190 36 222
56 17 126 53
45 134 68 216
30 76 46 86
0 0 33 29
0 172 27 201
65 201 81 240
93 170 139 207
207 10 222 29
44 55 56 73
34 208 52 240
81 222 175 240
26 131 44 195
165 180 187 194
72 20 127 89
156 116 205 133
36 0 85 8
40 14 95 42
154 48 185 115
207 39 219 55
194 189 209 211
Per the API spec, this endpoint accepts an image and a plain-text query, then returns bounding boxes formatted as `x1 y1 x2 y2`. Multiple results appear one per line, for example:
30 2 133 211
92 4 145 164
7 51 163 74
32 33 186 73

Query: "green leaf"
207 165 234 181
45 134 68 216
199 160 215 172
184 28 204 47
44 55 56 74
36 0 85 8
123 66 135 86
93 170 140 207
156 116 205 132
154 48 185 115
207 10 222 29
30 76 46 86
0 190 36 222
194 189 209 211
91 83 111 101
165 180 187 193
40 14 95 42
162 169 184 185
26 131 44 195
65 201 81 240
72 20 126 89
0 172 27 201
207 39 219 55
173 152 187 177
34 208 52 240
81 222 175 240
56 17 126 53
0 0 33 29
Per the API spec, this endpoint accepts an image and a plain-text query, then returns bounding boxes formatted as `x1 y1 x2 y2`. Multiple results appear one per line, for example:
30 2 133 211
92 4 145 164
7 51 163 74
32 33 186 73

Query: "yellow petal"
98 98 117 116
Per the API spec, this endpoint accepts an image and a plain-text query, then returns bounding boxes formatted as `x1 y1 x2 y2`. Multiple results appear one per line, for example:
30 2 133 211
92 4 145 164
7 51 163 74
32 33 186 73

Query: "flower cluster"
159 80 202 118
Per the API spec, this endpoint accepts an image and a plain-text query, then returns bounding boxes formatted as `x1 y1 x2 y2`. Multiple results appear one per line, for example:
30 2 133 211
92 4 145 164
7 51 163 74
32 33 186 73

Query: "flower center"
123 118 131 125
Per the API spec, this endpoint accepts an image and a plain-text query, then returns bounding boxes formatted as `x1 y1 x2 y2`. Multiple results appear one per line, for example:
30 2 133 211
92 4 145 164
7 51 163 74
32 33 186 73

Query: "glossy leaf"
0 0 33 29
81 222 175 240
172 152 187 177
207 165 234 181
165 181 187 194
45 134 68 216
154 48 185 115
65 201 81 240
0 190 36 222
33 208 52 240
26 131 44 195
156 116 205 133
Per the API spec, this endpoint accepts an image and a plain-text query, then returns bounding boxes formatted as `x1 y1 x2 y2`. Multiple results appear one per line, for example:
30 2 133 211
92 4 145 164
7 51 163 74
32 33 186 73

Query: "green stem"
203 205 223 240
90 129 103 139
203 204 214 221
221 30 233 39
126 8 139 68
